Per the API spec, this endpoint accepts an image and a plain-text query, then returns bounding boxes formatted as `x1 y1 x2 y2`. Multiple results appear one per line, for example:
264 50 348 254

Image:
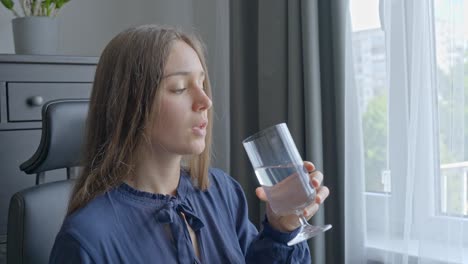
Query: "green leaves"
54 0 70 9
1 0 20 16
1 0 14 10
40 0 52 16
1 0 70 16
42 0 52 8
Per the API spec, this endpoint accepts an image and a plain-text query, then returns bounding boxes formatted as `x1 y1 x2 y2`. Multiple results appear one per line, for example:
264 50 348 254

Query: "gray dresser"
0 55 98 263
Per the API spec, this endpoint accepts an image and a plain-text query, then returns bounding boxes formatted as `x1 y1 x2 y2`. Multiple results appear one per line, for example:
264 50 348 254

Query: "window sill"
366 235 468 264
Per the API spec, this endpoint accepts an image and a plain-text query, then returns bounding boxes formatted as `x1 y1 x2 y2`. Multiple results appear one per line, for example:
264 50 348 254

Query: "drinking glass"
242 123 332 246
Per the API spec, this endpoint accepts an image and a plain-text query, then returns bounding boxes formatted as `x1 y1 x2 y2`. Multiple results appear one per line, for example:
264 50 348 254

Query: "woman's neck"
127 148 182 196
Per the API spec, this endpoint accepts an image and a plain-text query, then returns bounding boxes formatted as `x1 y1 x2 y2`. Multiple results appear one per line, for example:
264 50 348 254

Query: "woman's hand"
255 161 330 232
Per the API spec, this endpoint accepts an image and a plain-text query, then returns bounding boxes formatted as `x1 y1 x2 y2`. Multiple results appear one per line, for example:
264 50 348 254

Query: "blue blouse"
49 168 310 263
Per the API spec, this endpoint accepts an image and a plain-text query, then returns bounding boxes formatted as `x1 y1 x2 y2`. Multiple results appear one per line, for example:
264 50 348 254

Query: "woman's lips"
192 121 207 136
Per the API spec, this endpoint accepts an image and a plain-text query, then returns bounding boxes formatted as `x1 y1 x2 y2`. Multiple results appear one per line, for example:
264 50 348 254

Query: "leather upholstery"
8 99 89 264
20 99 89 173
7 180 74 264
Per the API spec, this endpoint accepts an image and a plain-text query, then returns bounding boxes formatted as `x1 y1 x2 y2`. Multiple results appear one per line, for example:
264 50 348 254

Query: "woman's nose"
192 88 212 112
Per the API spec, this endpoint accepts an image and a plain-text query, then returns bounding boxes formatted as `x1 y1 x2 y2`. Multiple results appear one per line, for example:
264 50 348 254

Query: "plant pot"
12 17 59 55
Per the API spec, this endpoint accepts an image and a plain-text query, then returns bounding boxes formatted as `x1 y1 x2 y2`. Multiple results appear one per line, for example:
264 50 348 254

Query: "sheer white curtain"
346 0 468 263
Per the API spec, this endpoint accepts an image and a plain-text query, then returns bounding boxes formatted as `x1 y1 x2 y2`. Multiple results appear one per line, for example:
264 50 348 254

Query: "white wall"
0 0 230 170
0 0 212 56
2 0 136 55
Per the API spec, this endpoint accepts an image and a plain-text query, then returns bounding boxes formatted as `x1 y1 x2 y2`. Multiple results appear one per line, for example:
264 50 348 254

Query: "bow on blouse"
154 198 205 262
154 199 204 231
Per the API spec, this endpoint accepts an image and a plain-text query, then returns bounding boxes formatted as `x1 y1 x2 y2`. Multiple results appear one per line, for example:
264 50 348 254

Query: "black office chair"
7 99 89 264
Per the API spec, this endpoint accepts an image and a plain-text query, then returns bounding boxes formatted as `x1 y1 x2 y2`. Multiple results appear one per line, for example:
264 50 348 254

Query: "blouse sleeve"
245 217 311 263
49 232 95 264
223 171 311 263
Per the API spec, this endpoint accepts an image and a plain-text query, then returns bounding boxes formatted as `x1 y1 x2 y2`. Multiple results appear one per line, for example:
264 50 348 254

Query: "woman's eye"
173 88 187 94
200 82 207 91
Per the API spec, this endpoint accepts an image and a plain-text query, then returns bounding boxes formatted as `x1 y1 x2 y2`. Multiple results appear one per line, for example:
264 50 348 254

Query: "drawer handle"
27 96 44 107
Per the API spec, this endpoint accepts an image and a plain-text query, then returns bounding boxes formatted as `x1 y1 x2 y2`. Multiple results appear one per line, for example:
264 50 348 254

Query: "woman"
49 25 329 263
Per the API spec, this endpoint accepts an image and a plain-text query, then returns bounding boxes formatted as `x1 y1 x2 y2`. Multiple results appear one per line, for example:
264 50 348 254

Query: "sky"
349 0 381 31
350 0 468 38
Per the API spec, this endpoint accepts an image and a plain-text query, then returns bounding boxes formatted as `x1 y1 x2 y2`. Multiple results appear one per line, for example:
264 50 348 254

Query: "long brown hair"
68 25 213 215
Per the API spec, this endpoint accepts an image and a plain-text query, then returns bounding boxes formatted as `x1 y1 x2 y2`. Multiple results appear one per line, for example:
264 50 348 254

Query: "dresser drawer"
7 82 92 122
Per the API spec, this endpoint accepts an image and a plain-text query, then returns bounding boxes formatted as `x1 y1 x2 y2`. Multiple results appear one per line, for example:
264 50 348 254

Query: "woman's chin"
190 142 206 155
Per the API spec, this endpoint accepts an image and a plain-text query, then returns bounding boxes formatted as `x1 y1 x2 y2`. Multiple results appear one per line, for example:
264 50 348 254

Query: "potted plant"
1 0 70 55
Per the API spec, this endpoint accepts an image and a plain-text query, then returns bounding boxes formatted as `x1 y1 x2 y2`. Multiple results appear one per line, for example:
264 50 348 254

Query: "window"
350 0 389 194
351 0 468 215
434 0 468 217
348 0 468 262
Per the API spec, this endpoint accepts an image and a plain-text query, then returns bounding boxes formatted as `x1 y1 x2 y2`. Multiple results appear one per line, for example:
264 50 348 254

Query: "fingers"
255 187 268 202
302 186 329 219
304 161 323 188
303 160 328 203
310 171 323 188
315 186 329 204
303 203 319 220
304 161 315 172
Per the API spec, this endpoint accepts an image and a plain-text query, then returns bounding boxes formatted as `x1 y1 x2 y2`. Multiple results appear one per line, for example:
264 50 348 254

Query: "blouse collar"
116 168 195 207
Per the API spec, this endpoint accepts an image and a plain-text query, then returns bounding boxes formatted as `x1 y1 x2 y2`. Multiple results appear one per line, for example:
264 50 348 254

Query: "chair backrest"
7 99 89 264
19 99 89 184
7 180 74 264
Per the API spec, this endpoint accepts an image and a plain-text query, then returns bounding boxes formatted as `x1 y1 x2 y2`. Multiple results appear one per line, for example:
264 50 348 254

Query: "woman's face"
150 40 212 156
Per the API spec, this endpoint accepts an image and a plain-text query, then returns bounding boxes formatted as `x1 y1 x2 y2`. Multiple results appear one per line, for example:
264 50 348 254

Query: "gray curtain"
229 0 345 263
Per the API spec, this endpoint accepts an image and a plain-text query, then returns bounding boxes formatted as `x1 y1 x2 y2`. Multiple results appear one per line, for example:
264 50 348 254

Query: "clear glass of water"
242 123 332 246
